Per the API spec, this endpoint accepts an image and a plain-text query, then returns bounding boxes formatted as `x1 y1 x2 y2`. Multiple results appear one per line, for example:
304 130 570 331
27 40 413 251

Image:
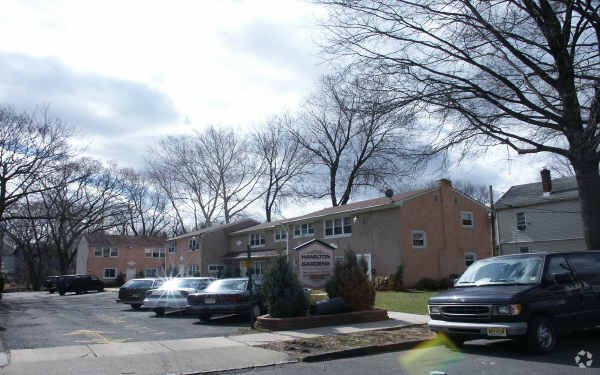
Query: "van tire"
154 308 165 317
527 316 556 354
59 291 66 296
131 304 142 310
199 314 211 322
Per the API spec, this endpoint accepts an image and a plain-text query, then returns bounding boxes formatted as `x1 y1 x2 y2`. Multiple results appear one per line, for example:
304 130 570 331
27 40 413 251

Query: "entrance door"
356 253 372 280
178 264 185 277
126 268 136 281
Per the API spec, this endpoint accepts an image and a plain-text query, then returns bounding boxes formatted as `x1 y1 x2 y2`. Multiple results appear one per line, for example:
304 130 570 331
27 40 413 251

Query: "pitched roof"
86 233 167 248
230 188 431 235
495 176 578 209
294 238 336 251
169 219 260 240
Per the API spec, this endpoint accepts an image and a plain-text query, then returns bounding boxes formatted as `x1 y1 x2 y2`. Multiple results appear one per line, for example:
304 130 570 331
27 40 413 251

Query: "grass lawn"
375 291 439 315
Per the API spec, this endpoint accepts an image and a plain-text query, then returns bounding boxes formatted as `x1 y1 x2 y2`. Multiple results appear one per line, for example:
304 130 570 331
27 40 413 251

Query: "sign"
296 241 335 289
242 260 253 268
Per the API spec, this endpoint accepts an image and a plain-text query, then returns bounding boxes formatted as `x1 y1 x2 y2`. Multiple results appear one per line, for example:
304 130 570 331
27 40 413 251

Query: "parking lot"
0 291 249 350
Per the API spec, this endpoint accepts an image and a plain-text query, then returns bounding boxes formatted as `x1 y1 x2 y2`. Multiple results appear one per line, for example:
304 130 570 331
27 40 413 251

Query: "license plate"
204 297 216 304
487 327 507 337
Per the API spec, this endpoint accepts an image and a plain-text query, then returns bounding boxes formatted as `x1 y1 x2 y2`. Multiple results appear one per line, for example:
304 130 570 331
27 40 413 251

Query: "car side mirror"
553 272 572 285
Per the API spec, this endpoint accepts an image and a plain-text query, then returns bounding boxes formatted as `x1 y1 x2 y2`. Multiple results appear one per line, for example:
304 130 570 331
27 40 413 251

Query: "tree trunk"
571 158 600 250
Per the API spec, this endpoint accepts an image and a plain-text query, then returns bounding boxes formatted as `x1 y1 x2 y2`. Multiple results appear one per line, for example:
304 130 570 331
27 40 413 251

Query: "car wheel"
131 304 142 310
527 316 556 354
59 291 66 296
154 308 166 317
445 334 467 347
98 287 104 292
199 314 211 322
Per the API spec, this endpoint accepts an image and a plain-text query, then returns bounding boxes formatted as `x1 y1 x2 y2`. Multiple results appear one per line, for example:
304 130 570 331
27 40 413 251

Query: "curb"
300 338 435 362
181 360 298 375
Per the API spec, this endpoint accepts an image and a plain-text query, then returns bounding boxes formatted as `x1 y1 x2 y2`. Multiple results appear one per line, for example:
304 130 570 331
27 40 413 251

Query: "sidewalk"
0 312 429 375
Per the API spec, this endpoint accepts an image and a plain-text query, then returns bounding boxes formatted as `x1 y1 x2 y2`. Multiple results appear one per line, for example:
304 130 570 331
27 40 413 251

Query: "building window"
110 248 119 257
249 233 265 248
460 211 474 227
324 216 353 237
293 223 314 238
516 212 527 231
144 248 152 258
168 241 176 254
95 248 117 257
103 268 117 280
520 247 529 253
188 238 198 251
152 248 165 258
94 248 102 257
274 229 287 242
412 230 427 249
253 261 264 276
335 256 345 265
188 264 200 276
145 268 157 277
464 252 477 267
208 264 225 276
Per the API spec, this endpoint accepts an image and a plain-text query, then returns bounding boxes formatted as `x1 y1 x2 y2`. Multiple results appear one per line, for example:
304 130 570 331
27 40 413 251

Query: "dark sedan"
117 278 164 309
187 278 264 322
45 276 60 293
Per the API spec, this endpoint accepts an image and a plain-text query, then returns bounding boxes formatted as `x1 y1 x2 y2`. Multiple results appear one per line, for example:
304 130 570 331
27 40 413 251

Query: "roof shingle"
495 176 578 209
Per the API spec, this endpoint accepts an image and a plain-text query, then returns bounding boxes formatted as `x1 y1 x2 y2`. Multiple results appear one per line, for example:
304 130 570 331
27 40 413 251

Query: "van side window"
544 256 574 283
567 254 600 286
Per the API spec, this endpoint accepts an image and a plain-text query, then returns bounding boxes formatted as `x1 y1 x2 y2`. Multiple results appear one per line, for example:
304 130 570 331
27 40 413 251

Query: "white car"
143 277 216 316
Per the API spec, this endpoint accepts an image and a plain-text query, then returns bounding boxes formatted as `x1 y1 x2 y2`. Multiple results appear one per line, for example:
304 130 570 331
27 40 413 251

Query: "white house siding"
496 199 585 254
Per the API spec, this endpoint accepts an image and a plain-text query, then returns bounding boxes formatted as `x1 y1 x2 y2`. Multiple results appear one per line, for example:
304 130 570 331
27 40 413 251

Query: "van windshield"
456 255 544 286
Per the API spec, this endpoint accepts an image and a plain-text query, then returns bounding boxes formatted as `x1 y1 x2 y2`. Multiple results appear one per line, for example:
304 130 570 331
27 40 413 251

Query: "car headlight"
429 305 441 315
493 304 521 316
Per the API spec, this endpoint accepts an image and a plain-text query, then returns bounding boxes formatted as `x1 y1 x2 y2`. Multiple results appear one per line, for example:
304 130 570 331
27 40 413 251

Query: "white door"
356 253 372 280
126 268 136 280
178 264 185 276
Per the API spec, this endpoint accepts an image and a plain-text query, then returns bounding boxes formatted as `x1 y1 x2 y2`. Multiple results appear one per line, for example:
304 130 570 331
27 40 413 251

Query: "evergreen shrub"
261 255 309 318
325 250 375 311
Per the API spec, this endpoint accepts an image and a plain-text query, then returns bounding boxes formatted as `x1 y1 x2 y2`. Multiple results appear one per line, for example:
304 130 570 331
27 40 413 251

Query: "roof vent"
385 189 394 198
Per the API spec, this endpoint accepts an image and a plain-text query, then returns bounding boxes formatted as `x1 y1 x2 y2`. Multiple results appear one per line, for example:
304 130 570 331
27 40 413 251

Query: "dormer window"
249 233 265 248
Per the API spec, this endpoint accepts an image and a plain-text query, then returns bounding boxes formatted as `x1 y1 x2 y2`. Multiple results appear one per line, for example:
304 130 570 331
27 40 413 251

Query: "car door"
567 253 600 326
542 255 586 330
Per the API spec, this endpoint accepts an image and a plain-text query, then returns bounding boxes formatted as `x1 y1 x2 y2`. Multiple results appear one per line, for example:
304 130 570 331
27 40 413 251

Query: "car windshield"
204 279 247 293
456 255 544 286
159 278 210 290
122 280 153 288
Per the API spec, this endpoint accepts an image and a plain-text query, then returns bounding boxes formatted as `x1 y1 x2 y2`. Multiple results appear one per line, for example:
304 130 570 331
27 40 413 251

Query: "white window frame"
516 212 527 231
520 247 530 253
411 230 427 249
103 268 117 280
208 264 225 275
144 248 152 258
249 233 265 248
253 261 265 276
94 248 102 257
293 223 315 238
188 238 198 251
460 211 474 228
188 264 200 276
324 216 353 238
152 248 165 258
110 248 119 257
464 252 477 267
273 229 288 242
168 241 176 254
145 268 157 277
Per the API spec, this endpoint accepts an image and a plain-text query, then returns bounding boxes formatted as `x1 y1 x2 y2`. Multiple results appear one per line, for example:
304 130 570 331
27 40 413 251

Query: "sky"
0 0 558 219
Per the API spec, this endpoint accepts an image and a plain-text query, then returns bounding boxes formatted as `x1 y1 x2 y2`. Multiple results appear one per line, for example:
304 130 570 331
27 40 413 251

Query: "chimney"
437 178 452 188
541 168 552 195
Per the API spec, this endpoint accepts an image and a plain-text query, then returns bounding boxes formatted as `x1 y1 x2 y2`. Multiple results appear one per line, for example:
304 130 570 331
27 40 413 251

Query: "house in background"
495 169 584 254
228 179 493 288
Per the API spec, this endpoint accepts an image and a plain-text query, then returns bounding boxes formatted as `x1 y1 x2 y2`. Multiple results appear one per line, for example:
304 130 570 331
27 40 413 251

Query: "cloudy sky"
0 0 556 218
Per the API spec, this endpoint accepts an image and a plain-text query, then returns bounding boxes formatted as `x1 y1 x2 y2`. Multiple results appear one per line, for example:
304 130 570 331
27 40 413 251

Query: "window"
520 247 530 253
188 264 200 276
110 248 119 257
103 248 110 257
103 268 117 280
516 212 526 231
168 241 176 254
145 268 157 277
293 223 314 238
94 248 102 257
144 248 152 258
152 248 165 258
95 248 117 257
253 261 264 276
335 256 345 265
464 252 477 267
208 264 225 275
460 211 474 227
567 253 600 287
324 216 352 237
544 256 574 283
412 230 427 248
249 233 265 247
188 238 198 251
274 229 287 242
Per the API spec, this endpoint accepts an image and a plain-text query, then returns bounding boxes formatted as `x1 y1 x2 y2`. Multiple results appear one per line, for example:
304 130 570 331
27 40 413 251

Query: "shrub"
261 255 309 318
437 277 451 290
325 250 375 311
391 265 404 291
373 276 391 291
415 277 439 291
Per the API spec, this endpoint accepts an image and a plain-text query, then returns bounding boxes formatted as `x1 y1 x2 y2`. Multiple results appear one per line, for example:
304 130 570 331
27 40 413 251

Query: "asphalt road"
0 291 250 350
240 330 600 375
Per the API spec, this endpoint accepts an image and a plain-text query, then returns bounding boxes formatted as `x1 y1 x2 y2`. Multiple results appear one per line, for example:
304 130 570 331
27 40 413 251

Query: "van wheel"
199 314 211 322
59 291 66 296
98 287 104 292
131 304 142 310
527 316 556 354
445 334 467 347
154 308 165 317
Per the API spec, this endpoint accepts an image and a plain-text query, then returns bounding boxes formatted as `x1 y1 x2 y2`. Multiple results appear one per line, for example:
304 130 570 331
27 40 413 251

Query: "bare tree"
252 114 309 222
549 154 576 177
290 71 418 206
317 0 600 248
196 126 264 223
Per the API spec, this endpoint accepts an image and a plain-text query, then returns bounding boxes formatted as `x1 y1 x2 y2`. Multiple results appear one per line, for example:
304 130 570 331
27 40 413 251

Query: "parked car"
117 278 164 309
428 251 600 354
57 274 105 295
143 277 215 316
45 276 60 293
187 277 264 322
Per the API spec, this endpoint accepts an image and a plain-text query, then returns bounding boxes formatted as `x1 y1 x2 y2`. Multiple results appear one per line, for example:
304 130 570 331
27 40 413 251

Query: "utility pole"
246 244 253 328
489 185 496 257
